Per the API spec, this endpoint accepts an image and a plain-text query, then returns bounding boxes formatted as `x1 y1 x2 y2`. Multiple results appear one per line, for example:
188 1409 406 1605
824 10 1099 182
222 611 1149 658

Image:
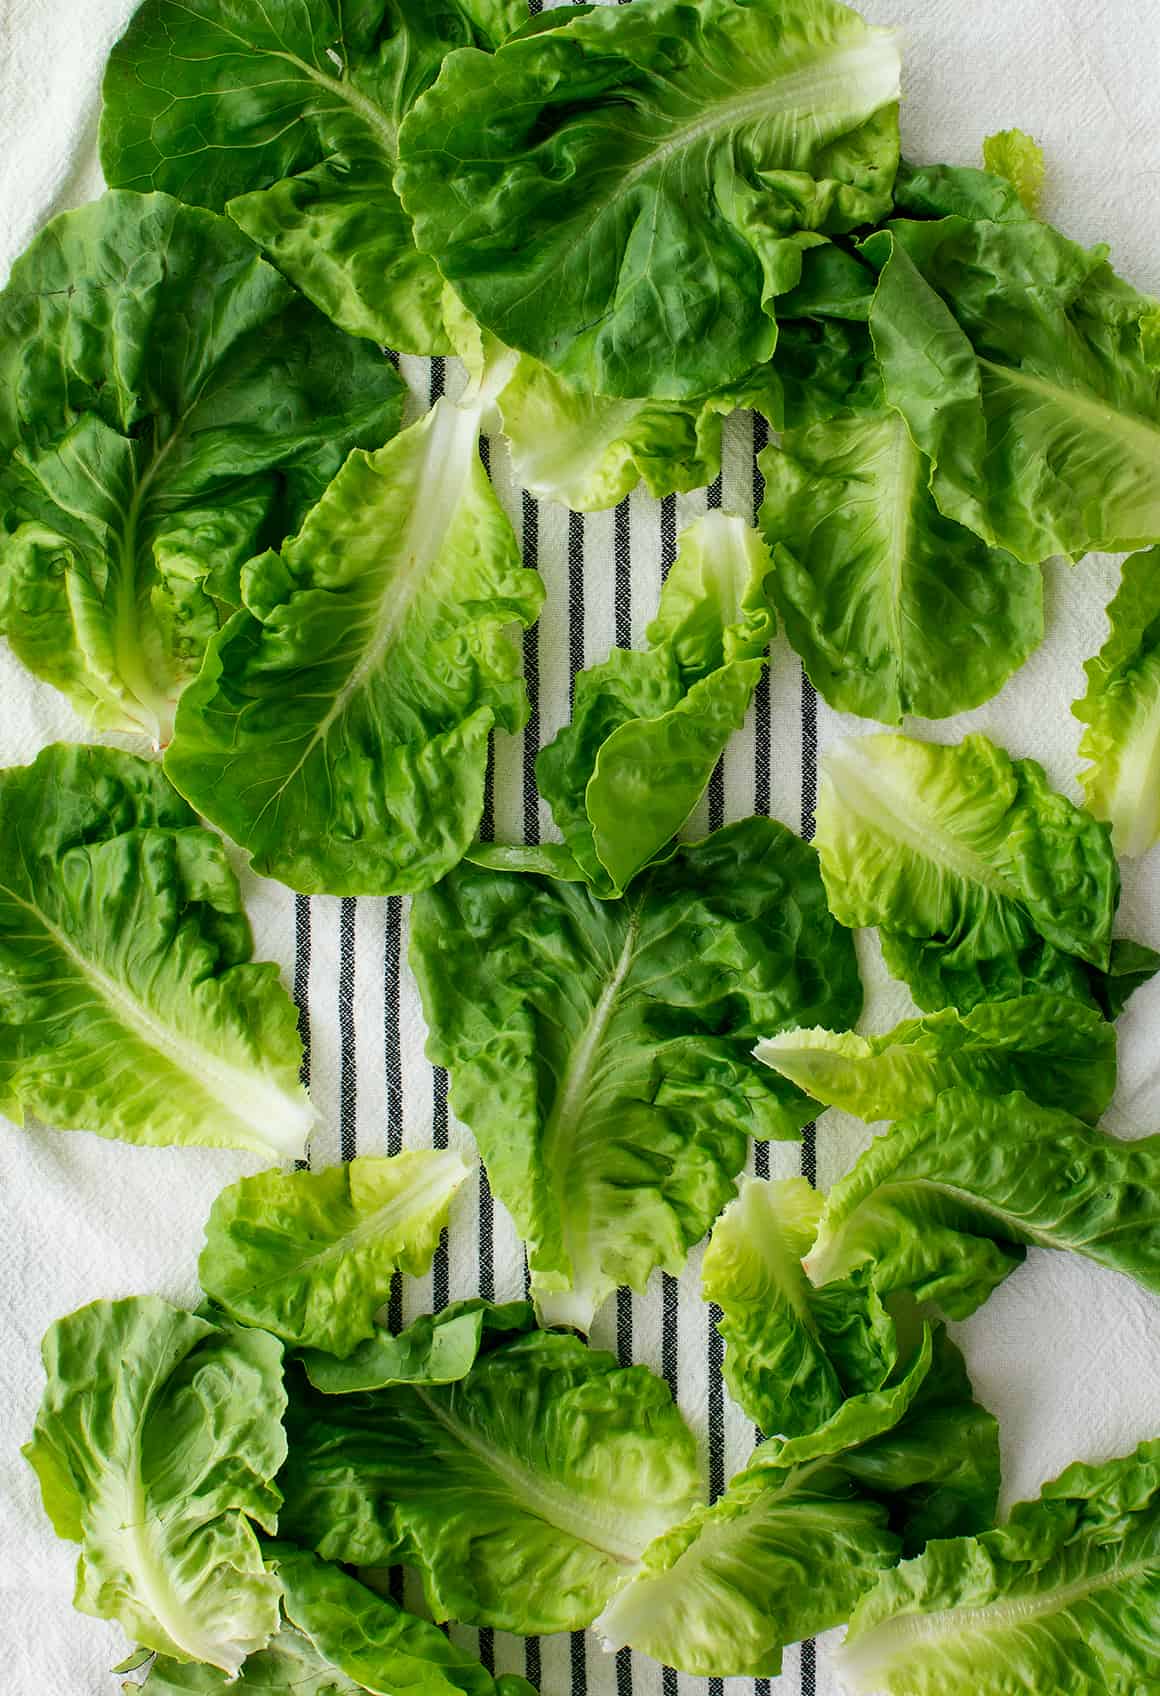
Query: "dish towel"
1 1 1159 1692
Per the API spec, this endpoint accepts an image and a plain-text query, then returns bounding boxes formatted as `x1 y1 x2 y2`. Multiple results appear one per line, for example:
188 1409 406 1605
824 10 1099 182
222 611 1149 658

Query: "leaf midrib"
979 356 1160 466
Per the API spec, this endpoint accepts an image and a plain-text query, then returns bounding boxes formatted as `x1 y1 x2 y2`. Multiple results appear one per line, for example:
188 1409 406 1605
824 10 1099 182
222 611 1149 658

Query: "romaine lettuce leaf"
410 818 862 1330
0 191 403 742
25 1297 286 1675
982 128 1045 214
864 214 1160 564
398 0 901 400
1074 546 1160 856
840 1440 1160 1695
891 159 1032 224
807 1088 1160 1315
100 0 524 353
164 387 542 896
537 513 776 895
596 1326 997 1676
0 744 312 1158
815 731 1121 1013
199 1153 470 1357
301 1299 535 1395
756 994 1116 1126
279 1329 703 1634
759 402 1043 721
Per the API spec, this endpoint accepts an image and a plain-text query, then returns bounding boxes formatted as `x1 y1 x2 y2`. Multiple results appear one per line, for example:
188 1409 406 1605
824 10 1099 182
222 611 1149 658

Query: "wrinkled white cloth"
1 1 1159 1693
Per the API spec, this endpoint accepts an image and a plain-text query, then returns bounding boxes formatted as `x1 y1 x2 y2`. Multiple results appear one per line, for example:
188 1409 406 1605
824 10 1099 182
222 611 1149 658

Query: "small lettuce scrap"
536 513 777 895
165 382 542 897
807 1089 1160 1315
815 731 1135 1015
702 1176 898 1438
279 1329 703 1635
199 1153 471 1357
981 128 1045 214
840 1440 1160 1695
0 191 403 742
302 1298 535 1395
25 1296 286 1675
756 993 1116 1126
410 818 862 1330
137 1545 536 1696
100 0 524 353
596 1327 998 1677
398 0 901 400
759 398 1043 722
1074 546 1160 857
864 214 1160 565
0 744 312 1158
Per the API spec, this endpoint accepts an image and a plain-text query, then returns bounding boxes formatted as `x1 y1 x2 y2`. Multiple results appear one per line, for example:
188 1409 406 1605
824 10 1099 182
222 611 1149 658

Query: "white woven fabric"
1 1 1159 1692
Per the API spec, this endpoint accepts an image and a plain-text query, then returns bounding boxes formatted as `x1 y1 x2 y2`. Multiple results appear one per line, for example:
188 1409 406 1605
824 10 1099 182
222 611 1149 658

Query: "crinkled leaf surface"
840 1440 1160 1695
756 993 1116 1126
1074 546 1160 857
538 513 776 895
0 191 402 741
165 394 542 896
199 1152 470 1356
815 732 1120 1012
100 0 524 353
891 158 1032 225
759 403 1043 722
410 818 862 1330
865 215 1160 564
279 1330 702 1635
24 1296 285 1675
398 0 901 400
302 1298 535 1395
0 744 312 1157
807 1088 1160 1314
982 128 1045 214
597 1328 996 1676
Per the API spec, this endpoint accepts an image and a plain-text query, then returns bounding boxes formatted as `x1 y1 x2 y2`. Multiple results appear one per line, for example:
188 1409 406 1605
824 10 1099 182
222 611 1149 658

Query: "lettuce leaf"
278 1329 703 1634
1074 546 1160 857
891 158 1033 224
840 1440 1160 1695
0 191 403 742
596 1326 998 1676
982 128 1045 214
864 215 1160 564
199 1153 470 1357
25 1297 286 1675
301 1298 535 1395
100 0 524 353
410 818 862 1330
398 0 901 400
759 402 1043 722
815 731 1122 1014
537 513 776 895
756 993 1117 1126
165 387 542 896
0 744 312 1158
807 1088 1160 1315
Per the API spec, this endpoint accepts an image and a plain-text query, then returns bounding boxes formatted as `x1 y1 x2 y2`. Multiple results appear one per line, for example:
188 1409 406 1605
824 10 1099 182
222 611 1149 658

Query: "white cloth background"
1 1 1159 1692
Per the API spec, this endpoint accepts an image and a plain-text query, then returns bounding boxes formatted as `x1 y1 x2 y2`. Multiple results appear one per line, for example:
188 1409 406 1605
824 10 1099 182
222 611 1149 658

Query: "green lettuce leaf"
410 817 862 1330
702 1176 899 1438
807 1088 1160 1315
0 190 403 742
596 1326 997 1676
759 401 1043 721
100 0 524 353
815 731 1120 1013
982 128 1045 214
301 1298 535 1395
537 513 776 895
199 1152 470 1356
864 215 1160 564
164 388 542 896
397 0 900 400
279 1329 703 1634
25 1296 285 1675
0 744 312 1157
890 158 1032 224
1074 546 1160 857
840 1440 1160 1695
756 993 1116 1126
